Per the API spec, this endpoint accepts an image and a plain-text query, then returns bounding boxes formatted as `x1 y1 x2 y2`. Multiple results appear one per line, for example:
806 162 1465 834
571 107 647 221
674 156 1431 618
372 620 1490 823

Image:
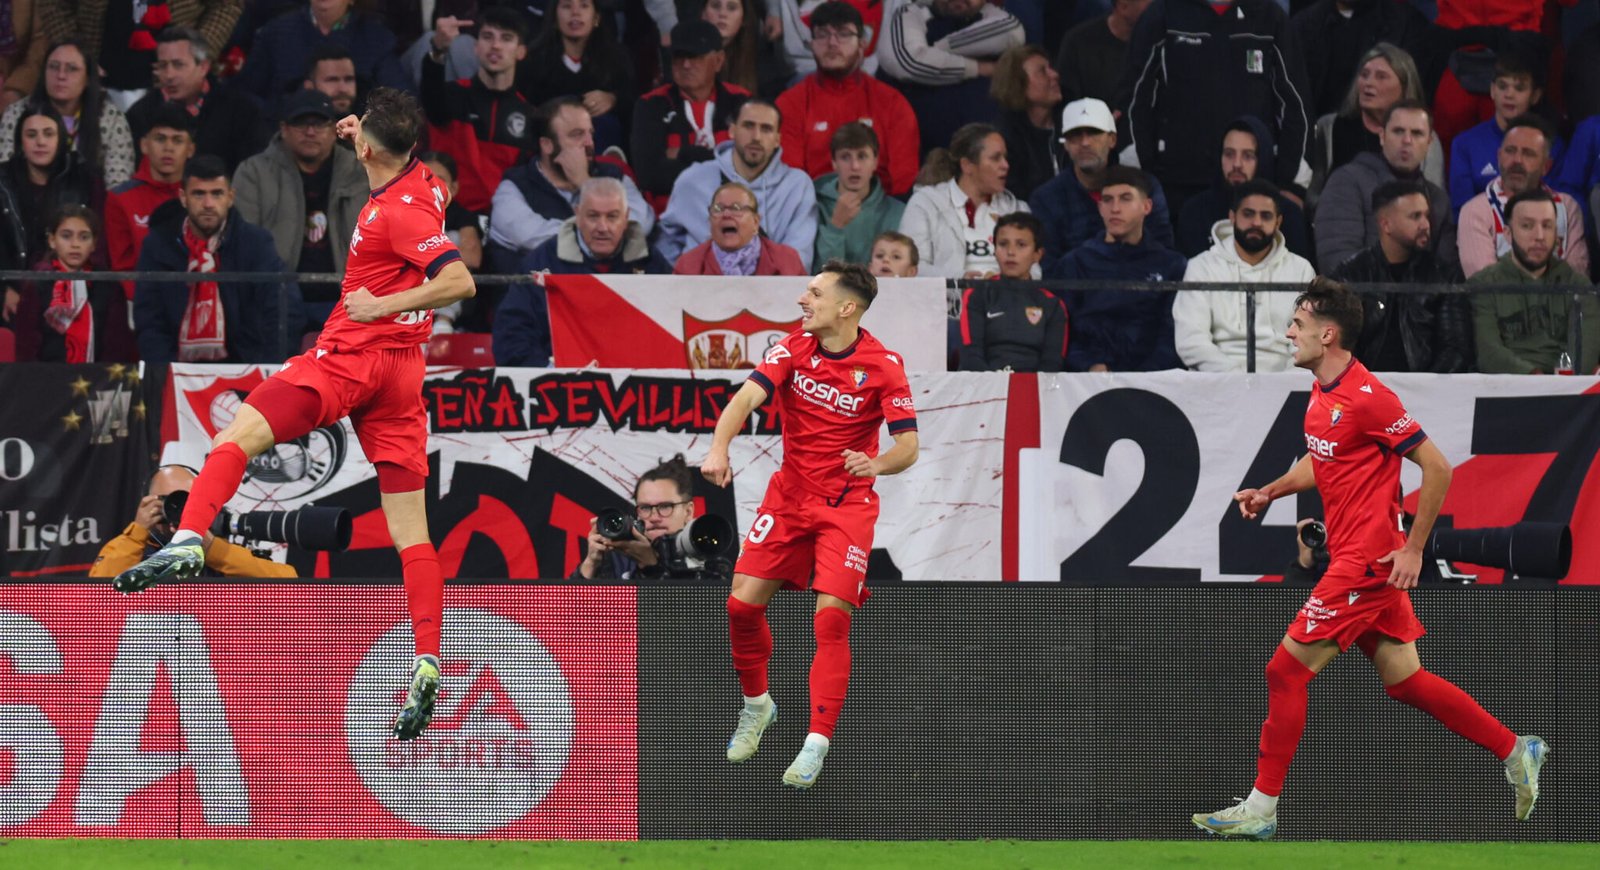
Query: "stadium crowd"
1 0 1598 376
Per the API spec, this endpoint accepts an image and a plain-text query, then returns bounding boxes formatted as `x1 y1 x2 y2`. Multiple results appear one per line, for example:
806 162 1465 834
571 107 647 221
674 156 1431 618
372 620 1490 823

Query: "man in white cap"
1029 97 1175 260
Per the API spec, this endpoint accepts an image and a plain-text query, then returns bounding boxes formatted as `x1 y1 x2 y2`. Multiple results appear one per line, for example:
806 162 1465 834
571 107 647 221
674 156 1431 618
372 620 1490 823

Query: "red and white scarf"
179 220 227 361
1486 177 1569 262
43 258 94 363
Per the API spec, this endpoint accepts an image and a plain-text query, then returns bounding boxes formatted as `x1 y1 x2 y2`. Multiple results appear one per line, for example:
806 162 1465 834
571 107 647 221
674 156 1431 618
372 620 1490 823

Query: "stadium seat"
0 326 14 362
427 332 496 367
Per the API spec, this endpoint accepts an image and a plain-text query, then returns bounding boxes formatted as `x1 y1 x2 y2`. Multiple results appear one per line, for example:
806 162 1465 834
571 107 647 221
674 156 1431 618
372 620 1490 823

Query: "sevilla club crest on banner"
683 310 798 370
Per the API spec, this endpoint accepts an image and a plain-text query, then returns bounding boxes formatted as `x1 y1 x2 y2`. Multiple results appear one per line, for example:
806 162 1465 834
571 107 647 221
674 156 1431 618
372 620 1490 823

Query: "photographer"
573 454 732 582
1286 518 1329 584
89 465 296 579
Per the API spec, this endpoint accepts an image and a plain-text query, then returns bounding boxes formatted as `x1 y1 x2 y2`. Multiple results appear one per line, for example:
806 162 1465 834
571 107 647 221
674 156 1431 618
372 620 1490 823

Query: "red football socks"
178 442 249 537
1385 668 1518 760
400 543 443 658
1253 645 1317 796
808 606 852 739
726 596 771 697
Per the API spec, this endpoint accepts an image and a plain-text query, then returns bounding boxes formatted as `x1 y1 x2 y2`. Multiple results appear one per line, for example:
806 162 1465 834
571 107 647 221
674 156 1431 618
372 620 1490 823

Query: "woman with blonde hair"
1317 42 1443 187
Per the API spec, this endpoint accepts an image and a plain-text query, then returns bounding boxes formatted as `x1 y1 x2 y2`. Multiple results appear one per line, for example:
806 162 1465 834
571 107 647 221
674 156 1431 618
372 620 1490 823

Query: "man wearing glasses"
673 182 808 275
775 2 920 196
574 455 725 581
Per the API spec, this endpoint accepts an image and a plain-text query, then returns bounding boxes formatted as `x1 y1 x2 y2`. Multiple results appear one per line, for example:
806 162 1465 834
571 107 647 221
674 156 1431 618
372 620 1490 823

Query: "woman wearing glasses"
672 180 807 275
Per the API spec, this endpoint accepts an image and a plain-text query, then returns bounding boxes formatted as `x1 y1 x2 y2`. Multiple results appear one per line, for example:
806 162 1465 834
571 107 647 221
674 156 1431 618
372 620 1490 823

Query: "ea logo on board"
345 608 575 834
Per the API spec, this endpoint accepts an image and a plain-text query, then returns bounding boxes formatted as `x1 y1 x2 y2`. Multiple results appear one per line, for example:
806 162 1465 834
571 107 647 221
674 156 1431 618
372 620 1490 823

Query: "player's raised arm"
1235 454 1316 519
1379 438 1452 589
702 379 771 486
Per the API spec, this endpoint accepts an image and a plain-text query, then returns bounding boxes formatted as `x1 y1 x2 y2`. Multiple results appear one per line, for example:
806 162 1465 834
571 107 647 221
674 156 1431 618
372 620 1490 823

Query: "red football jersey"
749 328 918 499
316 158 461 351
1303 359 1427 578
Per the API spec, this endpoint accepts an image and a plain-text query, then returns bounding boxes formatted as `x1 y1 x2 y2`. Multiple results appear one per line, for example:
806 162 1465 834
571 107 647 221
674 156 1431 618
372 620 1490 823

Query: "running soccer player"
111 88 475 741
701 260 919 789
1193 277 1547 839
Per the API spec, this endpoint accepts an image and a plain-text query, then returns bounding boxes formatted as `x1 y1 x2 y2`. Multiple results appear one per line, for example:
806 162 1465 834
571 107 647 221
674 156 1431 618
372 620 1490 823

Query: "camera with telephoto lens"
596 506 647 542
1423 522 1571 581
656 514 737 580
1300 519 1328 552
161 490 353 551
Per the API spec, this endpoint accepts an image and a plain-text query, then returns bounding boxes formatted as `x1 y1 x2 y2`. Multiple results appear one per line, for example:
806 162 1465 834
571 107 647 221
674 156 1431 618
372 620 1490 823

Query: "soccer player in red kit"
701 260 919 789
1193 278 1548 839
112 88 476 741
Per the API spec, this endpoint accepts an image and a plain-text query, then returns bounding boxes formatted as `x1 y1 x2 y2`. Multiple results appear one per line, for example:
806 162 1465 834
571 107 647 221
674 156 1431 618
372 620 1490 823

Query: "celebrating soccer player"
701 260 919 789
112 88 476 742
1193 278 1547 839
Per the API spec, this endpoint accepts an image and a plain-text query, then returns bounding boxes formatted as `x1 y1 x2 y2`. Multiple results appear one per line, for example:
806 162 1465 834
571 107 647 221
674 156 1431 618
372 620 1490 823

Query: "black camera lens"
1300 519 1327 550
596 507 641 542
161 490 188 526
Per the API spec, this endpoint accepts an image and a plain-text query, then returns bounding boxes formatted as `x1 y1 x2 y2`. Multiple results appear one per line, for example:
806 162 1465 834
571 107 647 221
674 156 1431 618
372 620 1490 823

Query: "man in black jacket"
1290 0 1432 119
631 19 750 208
1329 179 1473 373
1117 0 1312 212
1176 115 1315 264
133 156 302 364
126 27 270 173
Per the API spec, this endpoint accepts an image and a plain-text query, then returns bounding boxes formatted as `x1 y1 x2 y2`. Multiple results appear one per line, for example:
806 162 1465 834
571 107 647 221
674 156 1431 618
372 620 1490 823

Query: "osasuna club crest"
851 366 868 388
1330 403 1344 426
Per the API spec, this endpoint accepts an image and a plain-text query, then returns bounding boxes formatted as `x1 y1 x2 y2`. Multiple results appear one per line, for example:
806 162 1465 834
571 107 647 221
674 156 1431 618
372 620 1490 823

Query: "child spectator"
957 212 1066 373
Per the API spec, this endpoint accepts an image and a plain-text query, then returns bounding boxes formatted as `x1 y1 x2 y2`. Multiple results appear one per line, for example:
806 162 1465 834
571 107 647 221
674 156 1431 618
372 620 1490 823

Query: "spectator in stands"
400 3 479 93
902 122 1027 287
702 0 791 99
1555 115 1600 227
991 44 1063 199
134 155 298 364
488 95 652 269
422 7 538 214
519 0 636 154
304 45 362 118
417 151 478 335
1290 0 1429 120
774 0 888 81
1175 178 1315 372
237 0 409 112
814 121 903 270
1468 190 1599 375
658 98 816 264
0 103 102 265
495 177 670 367
1054 0 1150 107
0 2 46 110
89 464 296 580
878 0 1025 157
10 205 136 363
1457 115 1587 281
869 230 919 278
233 91 367 336
1176 116 1312 263
1050 165 1185 373
1447 53 1562 218
1314 43 1443 192
957 212 1066 372
39 1 241 112
1328 180 1473 374
1030 98 1174 258
1117 0 1311 213
676 181 808 275
1315 100 1454 271
127 27 269 172
775 1 919 196
632 19 750 210
0 39 136 186
103 102 193 290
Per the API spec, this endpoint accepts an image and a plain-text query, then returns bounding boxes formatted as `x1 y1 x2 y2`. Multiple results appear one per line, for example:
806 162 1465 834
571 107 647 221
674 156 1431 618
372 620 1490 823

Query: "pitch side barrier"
4 271 1593 373
0 577 1593 841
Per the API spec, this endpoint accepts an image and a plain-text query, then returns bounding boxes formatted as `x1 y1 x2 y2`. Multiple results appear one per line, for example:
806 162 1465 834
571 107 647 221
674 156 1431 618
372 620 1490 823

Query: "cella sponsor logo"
345 609 574 834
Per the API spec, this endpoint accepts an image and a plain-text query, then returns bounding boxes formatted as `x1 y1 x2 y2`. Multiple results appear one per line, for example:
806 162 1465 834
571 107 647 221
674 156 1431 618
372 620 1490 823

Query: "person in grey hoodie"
656 98 818 264
812 121 905 269
1314 99 1453 271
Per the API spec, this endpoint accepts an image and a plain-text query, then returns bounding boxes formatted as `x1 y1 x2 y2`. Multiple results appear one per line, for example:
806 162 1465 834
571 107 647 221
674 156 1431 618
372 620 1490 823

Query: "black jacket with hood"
1174 115 1314 264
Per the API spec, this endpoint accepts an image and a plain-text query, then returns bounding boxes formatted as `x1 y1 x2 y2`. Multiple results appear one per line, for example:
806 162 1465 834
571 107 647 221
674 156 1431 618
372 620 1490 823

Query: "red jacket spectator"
673 237 808 276
776 70 919 196
103 164 182 277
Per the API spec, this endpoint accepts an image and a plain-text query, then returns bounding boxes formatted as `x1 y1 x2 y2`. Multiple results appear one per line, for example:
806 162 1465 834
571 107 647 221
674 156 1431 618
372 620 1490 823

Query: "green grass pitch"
3 840 1595 869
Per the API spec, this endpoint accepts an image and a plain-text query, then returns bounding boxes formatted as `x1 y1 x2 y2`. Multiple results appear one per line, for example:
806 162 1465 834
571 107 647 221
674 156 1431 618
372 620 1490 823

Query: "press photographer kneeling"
90 465 297 579
574 455 735 582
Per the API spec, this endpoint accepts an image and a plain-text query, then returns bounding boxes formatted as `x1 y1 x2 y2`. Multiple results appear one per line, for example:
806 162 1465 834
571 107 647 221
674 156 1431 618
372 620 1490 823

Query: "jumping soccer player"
701 259 919 789
112 88 475 741
1193 277 1547 839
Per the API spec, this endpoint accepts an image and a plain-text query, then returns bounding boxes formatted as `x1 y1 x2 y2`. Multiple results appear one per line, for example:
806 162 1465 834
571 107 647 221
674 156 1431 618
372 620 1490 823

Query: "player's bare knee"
213 404 275 457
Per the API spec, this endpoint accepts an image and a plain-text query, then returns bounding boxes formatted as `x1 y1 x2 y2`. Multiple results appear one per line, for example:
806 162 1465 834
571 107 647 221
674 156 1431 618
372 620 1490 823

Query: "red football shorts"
250 344 429 479
734 472 879 607
1286 560 1427 651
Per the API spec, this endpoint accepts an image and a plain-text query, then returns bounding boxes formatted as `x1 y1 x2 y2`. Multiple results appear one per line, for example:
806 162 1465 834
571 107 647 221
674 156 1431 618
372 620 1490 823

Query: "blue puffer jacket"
134 207 302 364
1048 234 1187 372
